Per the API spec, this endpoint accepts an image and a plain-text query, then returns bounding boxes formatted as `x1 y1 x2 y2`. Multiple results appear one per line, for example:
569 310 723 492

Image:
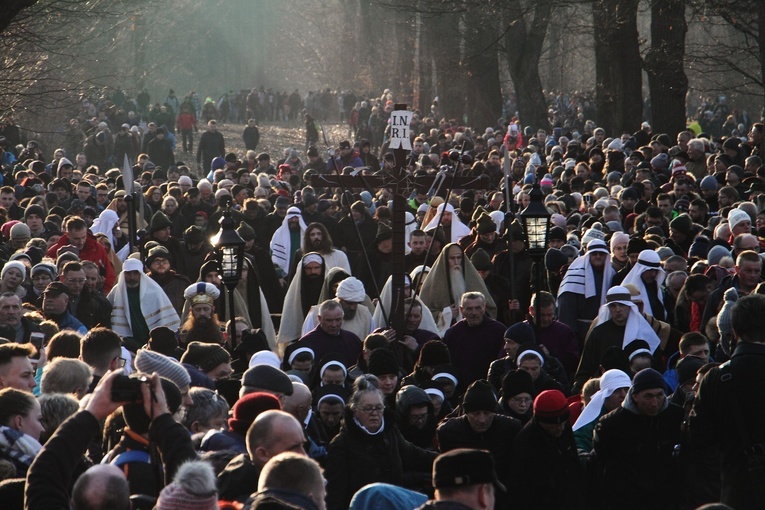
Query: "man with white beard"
419 243 497 335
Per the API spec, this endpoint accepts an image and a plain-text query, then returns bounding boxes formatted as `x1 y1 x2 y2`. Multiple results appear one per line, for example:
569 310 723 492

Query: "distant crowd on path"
0 84 764 509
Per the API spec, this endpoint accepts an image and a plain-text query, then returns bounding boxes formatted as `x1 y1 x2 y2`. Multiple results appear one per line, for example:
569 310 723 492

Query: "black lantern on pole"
212 206 245 349
519 183 552 328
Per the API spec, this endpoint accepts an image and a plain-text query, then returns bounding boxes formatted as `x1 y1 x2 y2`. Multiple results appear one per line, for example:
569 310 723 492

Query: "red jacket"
176 112 197 131
46 232 116 292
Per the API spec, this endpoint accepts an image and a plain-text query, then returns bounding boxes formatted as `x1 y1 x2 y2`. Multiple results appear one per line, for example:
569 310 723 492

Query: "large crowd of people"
0 85 763 510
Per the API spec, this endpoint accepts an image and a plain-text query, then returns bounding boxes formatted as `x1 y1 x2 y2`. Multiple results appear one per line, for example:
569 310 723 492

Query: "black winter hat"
462 379 497 413
367 348 400 377
149 210 173 233
501 369 534 399
181 341 231 373
670 213 693 236
417 339 451 368
676 356 705 387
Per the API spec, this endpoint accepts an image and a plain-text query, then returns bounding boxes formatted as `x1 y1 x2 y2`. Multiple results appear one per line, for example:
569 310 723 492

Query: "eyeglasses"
409 413 428 422
115 356 127 368
510 396 532 405
358 405 384 414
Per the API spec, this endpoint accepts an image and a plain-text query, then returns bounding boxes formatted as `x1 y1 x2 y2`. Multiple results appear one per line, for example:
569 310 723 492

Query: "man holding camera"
26 370 197 508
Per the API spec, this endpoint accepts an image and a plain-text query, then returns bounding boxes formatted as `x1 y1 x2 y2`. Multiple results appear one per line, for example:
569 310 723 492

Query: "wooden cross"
311 104 489 338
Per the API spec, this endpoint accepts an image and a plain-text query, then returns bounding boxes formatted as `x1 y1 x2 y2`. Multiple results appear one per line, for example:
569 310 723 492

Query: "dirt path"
173 120 352 171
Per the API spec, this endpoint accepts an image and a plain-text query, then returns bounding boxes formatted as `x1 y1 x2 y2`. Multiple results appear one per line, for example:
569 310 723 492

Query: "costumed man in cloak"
620 249 668 322
107 257 181 350
179 282 224 345
556 239 616 343
301 277 373 341
316 266 375 315
288 222 351 280
422 203 471 244
270 206 307 279
181 260 277 348
90 206 127 269
234 257 277 350
373 272 440 337
573 286 661 392
236 221 284 313
145 244 191 315
419 242 497 335
276 252 326 344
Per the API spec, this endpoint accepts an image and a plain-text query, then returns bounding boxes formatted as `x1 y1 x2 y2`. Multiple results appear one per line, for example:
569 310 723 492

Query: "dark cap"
433 449 506 491
242 364 294 396
43 281 71 297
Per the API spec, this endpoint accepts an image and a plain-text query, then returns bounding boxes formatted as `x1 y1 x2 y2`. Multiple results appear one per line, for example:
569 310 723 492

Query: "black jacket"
436 413 521 501
593 398 684 510
325 407 435 510
509 419 584 510
218 453 261 503
689 341 765 509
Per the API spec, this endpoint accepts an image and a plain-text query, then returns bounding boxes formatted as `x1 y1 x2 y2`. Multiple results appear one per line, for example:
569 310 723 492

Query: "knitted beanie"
462 379 497 413
501 369 534 399
181 342 231 373
717 287 739 337
367 348 400 377
227 392 281 436
676 356 706 388
135 349 191 391
417 340 451 368
156 460 218 510
1 261 26 280
470 248 492 271
9 223 30 240
533 389 569 423
631 368 666 394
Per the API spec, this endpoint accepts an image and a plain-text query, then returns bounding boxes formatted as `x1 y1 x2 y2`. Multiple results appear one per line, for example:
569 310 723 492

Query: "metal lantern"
211 207 245 349
518 183 552 256
211 209 245 289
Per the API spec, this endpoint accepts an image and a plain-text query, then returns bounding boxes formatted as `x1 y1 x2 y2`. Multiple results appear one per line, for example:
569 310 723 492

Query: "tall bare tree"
644 0 688 138
593 0 643 133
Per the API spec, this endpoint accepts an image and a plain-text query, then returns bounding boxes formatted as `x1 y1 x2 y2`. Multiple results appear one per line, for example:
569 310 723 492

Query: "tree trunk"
429 9 465 121
593 0 643 133
759 2 765 114
464 9 502 128
504 0 552 130
645 0 688 138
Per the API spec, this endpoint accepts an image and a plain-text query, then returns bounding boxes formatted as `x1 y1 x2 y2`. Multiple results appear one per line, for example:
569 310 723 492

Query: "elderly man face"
460 296 486 327
124 270 142 289
0 295 22 326
447 245 463 271
318 306 344 335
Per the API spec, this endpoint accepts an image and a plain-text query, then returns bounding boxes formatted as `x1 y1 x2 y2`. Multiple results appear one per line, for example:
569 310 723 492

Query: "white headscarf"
557 240 614 304
573 369 632 431
90 208 119 247
373 273 440 335
621 249 666 318
422 203 470 243
270 207 308 274
593 286 661 353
